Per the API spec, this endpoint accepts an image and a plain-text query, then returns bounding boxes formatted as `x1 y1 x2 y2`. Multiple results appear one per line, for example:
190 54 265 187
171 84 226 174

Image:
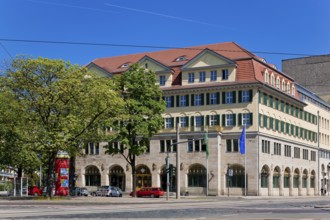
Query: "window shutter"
186 116 189 126
233 114 236 126
176 117 179 127
250 113 253 125
190 116 194 127
171 118 174 128
201 115 204 127
216 92 220 104
171 96 174 107
222 92 226 104
222 115 226 126
206 115 210 126
249 90 253 102
206 93 210 105
259 91 262 103
233 91 236 103
201 93 205 105
238 113 242 126
186 95 189 106
191 94 195 106
176 95 180 107
216 114 220 125
238 91 242 103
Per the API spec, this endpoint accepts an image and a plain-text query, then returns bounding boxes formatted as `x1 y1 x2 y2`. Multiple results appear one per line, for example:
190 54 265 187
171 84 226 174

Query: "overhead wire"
0 38 316 57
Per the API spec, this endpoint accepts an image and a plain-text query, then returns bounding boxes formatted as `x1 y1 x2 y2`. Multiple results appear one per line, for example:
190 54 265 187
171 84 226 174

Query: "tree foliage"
105 64 166 196
0 57 123 196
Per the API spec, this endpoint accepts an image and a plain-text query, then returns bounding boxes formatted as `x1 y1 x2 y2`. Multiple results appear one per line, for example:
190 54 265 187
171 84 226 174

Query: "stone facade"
75 42 330 196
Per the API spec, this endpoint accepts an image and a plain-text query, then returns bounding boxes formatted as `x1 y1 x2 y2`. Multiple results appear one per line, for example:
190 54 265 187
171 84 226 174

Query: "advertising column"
55 151 70 196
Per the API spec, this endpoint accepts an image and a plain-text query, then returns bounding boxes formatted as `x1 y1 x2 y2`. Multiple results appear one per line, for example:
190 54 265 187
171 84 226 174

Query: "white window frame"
165 96 172 108
159 75 166 86
226 114 233 126
199 71 206 82
242 113 251 126
165 118 173 129
180 96 187 107
226 92 233 104
222 69 229 80
242 90 250 102
210 70 217 81
180 116 188 128
188 73 195 83
195 116 203 127
210 115 217 126
210 93 217 105
195 94 202 106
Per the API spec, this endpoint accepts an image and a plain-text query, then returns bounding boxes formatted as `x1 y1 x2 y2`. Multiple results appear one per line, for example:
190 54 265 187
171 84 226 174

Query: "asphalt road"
0 195 330 219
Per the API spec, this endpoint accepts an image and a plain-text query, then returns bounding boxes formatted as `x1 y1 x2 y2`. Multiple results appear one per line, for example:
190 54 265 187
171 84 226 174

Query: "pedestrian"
321 187 324 196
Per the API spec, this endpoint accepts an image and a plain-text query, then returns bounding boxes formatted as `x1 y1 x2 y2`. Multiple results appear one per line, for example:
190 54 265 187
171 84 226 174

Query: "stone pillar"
307 174 311 196
279 173 284 196
289 174 293 196
298 173 302 196
268 170 273 196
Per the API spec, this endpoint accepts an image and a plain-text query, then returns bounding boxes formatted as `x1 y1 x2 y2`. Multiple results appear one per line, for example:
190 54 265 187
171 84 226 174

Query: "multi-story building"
75 42 330 196
282 55 330 104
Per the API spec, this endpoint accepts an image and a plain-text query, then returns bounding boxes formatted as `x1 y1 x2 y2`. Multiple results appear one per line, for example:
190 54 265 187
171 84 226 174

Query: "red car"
28 186 43 196
130 187 165 198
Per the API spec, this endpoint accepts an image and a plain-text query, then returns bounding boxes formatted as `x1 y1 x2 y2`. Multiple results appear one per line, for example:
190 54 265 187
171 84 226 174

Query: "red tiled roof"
91 42 256 74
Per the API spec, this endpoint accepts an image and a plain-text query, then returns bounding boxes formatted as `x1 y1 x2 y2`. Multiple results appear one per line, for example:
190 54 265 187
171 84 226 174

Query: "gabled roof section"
138 55 172 72
181 48 235 70
86 62 113 77
90 42 256 74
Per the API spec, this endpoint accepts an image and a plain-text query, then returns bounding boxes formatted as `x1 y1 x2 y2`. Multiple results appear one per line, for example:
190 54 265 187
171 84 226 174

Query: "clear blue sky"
1 0 329 70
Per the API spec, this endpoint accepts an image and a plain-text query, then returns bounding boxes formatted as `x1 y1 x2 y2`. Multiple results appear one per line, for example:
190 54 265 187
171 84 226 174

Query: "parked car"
74 187 89 196
92 186 122 197
130 187 164 198
28 186 42 196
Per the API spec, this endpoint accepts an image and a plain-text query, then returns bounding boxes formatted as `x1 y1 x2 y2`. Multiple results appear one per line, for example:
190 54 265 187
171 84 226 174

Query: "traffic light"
169 164 176 177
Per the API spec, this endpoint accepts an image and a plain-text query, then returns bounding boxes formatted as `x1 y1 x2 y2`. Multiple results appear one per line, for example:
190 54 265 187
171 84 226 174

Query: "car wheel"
119 194 122 197
150 194 155 198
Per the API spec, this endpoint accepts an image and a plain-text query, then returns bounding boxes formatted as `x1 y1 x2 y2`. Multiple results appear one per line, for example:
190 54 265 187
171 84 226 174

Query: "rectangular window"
188 72 195 83
199 71 206 82
89 143 94 155
226 114 234 126
210 70 217 81
294 147 300 159
160 140 165 153
195 94 202 106
159 75 166 86
311 151 316 161
222 69 229 80
210 93 218 105
188 139 193 152
284 145 291 157
195 116 203 127
226 139 239 152
225 92 233 104
303 149 308 160
165 118 173 129
274 142 281 155
210 115 217 126
180 116 188 128
165 96 173 108
262 140 270 154
95 143 99 155
242 90 251 102
242 113 252 126
180 95 187 107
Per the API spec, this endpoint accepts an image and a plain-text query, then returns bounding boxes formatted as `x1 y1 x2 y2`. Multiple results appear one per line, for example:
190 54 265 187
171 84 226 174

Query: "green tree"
0 57 123 197
105 64 166 197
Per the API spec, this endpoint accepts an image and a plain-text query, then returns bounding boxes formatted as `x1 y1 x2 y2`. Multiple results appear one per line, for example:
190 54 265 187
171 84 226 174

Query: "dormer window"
145 63 148 69
120 63 129 68
175 56 187 62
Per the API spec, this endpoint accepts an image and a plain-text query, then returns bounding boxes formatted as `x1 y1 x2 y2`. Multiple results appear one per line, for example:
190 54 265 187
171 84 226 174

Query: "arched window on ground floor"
293 169 299 188
188 164 206 187
109 165 125 191
260 165 269 188
85 165 101 186
284 168 290 188
136 165 151 188
227 164 245 188
273 167 280 188
310 170 315 188
302 169 308 188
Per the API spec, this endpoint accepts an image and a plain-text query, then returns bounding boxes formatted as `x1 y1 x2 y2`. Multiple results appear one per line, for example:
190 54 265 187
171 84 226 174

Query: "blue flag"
239 127 246 154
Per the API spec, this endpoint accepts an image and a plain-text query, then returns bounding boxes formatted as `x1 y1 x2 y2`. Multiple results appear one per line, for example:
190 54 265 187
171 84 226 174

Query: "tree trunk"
69 156 76 195
131 155 136 197
45 151 57 198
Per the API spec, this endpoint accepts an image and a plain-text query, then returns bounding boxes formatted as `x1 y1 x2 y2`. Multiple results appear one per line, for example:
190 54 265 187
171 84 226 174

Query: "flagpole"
244 124 247 196
206 127 208 197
